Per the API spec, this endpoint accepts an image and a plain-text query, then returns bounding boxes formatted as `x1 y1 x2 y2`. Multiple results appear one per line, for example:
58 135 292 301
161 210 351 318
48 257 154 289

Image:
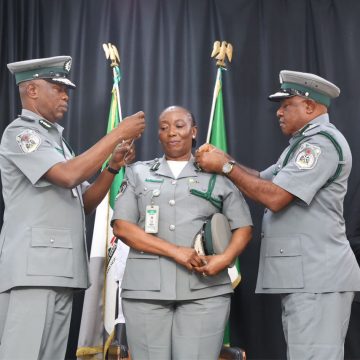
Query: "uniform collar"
290 113 330 142
154 154 199 179
20 109 64 134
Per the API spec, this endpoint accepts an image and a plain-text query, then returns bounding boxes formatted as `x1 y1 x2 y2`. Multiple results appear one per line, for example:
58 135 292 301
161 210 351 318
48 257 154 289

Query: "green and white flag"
208 67 241 346
77 66 129 360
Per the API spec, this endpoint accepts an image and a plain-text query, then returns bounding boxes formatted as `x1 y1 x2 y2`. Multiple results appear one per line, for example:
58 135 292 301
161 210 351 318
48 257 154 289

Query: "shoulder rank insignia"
39 119 52 129
16 129 41 153
294 142 321 170
150 158 160 171
116 180 128 200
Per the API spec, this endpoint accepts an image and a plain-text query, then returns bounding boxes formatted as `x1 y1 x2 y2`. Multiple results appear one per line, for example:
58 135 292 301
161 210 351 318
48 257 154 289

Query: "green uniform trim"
190 174 223 211
279 130 344 188
145 178 164 183
55 147 64 155
281 82 331 107
15 66 68 84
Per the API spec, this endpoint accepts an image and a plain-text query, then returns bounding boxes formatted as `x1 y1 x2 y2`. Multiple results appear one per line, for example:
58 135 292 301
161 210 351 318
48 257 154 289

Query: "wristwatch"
106 165 120 175
222 160 235 175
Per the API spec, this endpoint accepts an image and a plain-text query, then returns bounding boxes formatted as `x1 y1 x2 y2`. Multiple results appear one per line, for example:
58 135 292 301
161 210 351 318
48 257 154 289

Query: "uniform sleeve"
273 135 339 205
221 178 253 230
112 165 140 225
260 164 277 180
1 127 65 186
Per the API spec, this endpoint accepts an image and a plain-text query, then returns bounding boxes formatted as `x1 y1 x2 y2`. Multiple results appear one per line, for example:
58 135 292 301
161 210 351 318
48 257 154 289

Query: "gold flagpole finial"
211 40 233 68
102 43 120 67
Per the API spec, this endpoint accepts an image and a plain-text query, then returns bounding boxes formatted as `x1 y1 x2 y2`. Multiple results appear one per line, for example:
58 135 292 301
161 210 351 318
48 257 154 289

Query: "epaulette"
301 123 321 136
39 119 53 130
193 161 203 172
149 158 161 171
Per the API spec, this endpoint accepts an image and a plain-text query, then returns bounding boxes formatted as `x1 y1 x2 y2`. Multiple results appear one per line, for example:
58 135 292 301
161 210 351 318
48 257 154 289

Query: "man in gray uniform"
195 70 360 360
0 56 145 360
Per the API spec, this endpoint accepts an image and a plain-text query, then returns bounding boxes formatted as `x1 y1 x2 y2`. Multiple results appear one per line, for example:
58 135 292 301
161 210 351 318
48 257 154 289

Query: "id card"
145 205 159 233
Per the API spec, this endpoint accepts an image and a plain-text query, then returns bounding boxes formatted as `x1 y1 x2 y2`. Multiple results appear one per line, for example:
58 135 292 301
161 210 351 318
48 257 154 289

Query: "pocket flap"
31 227 72 248
265 235 302 257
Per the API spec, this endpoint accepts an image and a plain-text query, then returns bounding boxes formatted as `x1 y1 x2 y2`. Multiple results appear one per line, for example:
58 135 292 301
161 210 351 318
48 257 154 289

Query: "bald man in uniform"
196 70 360 360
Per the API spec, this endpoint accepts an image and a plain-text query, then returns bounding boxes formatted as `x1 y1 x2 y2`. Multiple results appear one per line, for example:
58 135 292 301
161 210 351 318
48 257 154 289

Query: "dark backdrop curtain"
1 1 360 359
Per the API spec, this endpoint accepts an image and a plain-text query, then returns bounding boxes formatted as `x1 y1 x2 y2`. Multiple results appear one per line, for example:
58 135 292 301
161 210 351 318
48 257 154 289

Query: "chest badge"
294 142 321 170
16 129 41 153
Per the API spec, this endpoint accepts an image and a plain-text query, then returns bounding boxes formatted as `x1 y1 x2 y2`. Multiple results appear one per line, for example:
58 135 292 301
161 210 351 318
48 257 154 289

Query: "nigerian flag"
208 68 241 346
77 65 129 359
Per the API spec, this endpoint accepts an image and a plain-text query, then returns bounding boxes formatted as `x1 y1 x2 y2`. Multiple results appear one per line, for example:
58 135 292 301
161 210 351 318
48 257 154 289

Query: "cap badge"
16 129 41 153
64 59 72 72
294 142 321 170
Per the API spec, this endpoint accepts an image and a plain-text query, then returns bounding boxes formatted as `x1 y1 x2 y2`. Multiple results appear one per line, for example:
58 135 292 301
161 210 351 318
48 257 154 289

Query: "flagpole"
113 67 123 122
102 42 129 360
206 68 221 143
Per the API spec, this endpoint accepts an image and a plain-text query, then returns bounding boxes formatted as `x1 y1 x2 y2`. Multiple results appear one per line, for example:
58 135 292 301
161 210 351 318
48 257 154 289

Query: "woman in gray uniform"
111 105 252 360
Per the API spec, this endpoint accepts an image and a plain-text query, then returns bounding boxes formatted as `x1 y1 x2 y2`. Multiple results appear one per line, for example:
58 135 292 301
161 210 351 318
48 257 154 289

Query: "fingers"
197 143 213 153
124 148 136 164
119 111 146 140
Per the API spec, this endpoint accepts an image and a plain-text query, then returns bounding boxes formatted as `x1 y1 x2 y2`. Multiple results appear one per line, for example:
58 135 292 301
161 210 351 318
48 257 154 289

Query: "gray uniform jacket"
0 109 90 293
112 156 252 301
256 114 360 294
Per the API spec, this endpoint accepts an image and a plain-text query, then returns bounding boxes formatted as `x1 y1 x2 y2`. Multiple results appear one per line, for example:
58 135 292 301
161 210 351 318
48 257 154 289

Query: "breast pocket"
27 227 73 278
262 235 304 289
121 251 160 291
135 182 162 214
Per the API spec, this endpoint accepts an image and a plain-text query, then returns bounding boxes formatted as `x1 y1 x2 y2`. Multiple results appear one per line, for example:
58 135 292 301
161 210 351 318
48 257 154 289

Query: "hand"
172 246 203 271
116 111 145 141
195 144 231 174
108 140 136 169
193 254 229 276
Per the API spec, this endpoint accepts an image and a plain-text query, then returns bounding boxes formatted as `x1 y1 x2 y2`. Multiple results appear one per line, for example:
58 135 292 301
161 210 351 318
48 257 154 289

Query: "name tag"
145 205 159 233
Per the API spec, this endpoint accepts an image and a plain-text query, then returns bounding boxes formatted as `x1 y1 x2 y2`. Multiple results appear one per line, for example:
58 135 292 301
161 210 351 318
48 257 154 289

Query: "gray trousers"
122 294 231 360
0 287 73 360
281 291 355 360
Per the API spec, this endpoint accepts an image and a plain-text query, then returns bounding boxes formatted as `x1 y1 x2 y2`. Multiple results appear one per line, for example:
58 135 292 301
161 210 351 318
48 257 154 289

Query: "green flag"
77 64 129 360
209 68 241 347
210 74 227 152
